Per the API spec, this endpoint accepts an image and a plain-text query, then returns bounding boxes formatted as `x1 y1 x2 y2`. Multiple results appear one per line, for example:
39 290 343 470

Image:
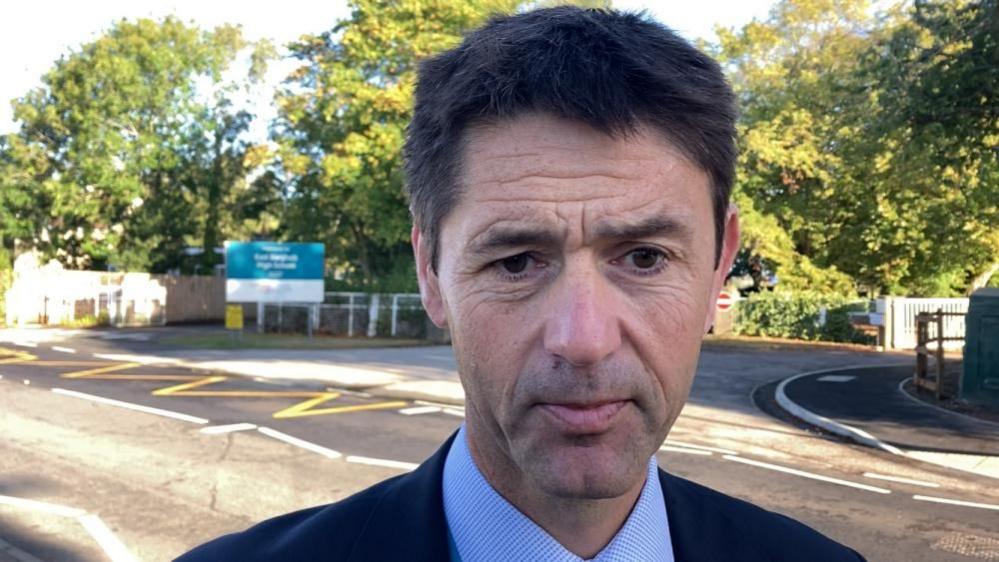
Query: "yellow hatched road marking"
62 363 142 379
0 347 37 364
167 390 329 398
31 361 119 367
274 398 408 419
152 375 229 395
7 351 411 419
79 374 203 381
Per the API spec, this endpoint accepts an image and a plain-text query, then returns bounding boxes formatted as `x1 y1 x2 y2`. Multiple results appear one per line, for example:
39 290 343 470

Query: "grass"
162 332 435 350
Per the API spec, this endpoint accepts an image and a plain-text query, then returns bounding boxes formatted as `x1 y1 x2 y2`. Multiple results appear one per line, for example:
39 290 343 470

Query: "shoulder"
661 471 866 562
175 474 405 562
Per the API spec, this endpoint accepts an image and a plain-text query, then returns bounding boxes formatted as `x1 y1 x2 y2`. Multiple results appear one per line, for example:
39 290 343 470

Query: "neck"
464 424 647 559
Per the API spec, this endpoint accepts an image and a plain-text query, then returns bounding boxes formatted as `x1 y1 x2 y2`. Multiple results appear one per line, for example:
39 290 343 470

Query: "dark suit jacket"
177 434 865 561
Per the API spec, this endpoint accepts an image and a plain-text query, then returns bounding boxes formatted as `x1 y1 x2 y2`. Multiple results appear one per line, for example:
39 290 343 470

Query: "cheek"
626 283 708 398
448 292 537 407
632 278 709 338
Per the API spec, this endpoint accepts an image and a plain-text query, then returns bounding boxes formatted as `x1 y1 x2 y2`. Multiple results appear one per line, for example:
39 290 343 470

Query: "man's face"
415 113 739 500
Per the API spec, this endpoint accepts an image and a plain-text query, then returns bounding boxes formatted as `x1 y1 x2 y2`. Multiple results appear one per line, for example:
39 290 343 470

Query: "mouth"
537 400 630 434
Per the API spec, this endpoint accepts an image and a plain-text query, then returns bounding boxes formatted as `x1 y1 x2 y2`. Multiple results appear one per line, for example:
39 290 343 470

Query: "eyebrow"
467 226 562 257
467 214 694 258
593 215 695 244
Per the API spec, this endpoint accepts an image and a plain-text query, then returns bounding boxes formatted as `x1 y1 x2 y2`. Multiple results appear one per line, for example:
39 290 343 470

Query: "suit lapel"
346 439 723 561
659 468 728 562
346 433 456 562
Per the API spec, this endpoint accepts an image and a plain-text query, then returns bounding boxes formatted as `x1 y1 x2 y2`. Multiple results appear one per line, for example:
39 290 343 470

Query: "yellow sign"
225 304 244 330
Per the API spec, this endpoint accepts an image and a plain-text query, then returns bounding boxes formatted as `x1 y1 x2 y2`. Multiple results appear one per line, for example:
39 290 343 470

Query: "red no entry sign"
717 291 736 311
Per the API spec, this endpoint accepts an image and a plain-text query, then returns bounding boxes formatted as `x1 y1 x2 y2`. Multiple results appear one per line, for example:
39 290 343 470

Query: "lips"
538 400 629 434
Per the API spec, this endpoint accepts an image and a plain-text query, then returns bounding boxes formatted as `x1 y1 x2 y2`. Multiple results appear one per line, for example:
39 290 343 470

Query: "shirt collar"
442 424 674 562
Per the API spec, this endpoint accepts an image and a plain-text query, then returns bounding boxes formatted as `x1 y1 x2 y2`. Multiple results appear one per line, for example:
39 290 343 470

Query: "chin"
523 440 648 500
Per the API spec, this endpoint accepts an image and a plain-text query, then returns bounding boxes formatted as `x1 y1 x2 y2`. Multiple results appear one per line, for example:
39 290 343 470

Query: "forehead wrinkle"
580 199 700 245
461 211 568 255
470 188 634 205
496 171 642 187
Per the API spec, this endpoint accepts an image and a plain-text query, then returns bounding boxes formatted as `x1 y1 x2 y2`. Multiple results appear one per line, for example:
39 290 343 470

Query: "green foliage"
4 17 273 273
716 0 998 297
2 0 993 308
272 0 520 289
734 290 874 343
733 190 856 295
62 313 111 329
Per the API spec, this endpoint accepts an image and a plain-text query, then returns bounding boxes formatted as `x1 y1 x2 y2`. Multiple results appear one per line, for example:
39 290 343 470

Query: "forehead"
448 114 713 237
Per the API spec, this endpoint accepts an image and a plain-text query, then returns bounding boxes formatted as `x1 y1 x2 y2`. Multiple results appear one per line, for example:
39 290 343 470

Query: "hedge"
733 290 874 344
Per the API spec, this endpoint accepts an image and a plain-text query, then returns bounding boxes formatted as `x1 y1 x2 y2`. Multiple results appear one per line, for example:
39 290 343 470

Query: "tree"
271 0 520 290
715 0 998 296
714 0 877 294
859 0 998 294
5 17 273 273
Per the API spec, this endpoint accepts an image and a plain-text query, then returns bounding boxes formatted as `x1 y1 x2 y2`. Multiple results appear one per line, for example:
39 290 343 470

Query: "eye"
493 252 546 281
621 247 668 275
499 253 530 274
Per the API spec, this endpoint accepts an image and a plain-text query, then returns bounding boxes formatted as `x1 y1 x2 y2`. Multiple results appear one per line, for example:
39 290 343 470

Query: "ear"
703 204 741 333
412 225 448 328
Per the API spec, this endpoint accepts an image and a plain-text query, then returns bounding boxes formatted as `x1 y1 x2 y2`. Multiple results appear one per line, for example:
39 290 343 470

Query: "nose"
543 258 622 367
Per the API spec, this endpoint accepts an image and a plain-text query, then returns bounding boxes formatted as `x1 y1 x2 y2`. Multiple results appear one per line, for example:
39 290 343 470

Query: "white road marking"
200 423 257 435
443 408 466 417
345 455 419 471
0 494 86 517
79 514 138 562
723 455 892 494
257 427 342 459
51 388 210 425
665 440 738 455
22 379 29 385
862 472 941 488
913 495 999 511
14 342 37 348
816 375 856 383
52 346 77 354
0 495 137 562
659 445 712 456
399 406 442 416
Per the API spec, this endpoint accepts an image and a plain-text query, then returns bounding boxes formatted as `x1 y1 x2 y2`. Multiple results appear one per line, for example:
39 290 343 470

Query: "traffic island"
771 364 999 479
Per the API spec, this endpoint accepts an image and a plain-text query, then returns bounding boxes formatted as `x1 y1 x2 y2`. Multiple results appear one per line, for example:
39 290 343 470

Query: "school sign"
225 241 324 303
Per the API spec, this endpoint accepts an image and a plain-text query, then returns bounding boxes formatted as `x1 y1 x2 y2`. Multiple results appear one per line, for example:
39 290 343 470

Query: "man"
179 7 865 561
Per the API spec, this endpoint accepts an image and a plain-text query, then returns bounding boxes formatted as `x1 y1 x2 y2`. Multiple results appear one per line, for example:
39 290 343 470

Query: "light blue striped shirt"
442 425 674 562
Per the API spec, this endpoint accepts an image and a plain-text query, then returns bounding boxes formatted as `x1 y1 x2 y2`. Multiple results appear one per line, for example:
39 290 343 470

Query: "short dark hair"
404 6 737 270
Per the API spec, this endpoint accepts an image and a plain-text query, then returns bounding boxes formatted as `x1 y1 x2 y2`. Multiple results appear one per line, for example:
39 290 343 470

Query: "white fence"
258 292 445 340
877 297 969 351
6 268 169 327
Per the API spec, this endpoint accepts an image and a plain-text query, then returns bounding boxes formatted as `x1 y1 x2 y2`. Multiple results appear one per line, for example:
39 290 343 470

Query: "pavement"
776 363 999 480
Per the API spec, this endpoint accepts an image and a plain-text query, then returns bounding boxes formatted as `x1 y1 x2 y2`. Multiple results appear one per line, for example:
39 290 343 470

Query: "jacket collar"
346 432 456 562
346 433 705 562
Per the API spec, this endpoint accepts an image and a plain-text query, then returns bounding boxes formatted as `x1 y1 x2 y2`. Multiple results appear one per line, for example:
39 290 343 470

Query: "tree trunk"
967 262 999 295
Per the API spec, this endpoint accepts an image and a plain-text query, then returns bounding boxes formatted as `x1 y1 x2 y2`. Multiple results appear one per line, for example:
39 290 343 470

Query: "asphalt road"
1 331 997 562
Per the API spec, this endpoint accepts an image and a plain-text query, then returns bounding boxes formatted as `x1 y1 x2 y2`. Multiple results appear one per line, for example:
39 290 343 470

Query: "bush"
734 290 874 344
